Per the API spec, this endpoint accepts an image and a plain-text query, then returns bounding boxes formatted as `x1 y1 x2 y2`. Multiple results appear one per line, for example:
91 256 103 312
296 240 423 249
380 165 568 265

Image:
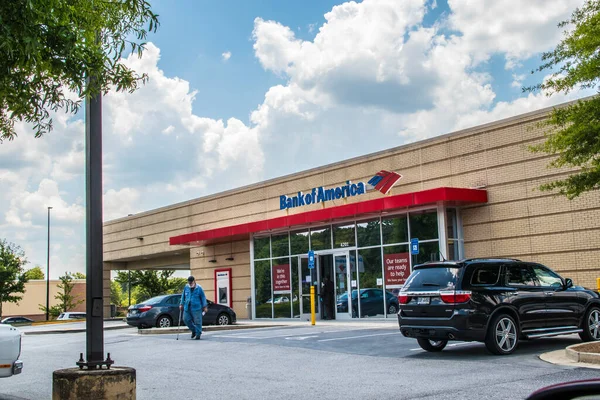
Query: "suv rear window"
403 266 461 290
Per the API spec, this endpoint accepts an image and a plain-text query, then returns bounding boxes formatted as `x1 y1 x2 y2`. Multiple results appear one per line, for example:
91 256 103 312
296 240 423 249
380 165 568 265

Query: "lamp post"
46 206 52 321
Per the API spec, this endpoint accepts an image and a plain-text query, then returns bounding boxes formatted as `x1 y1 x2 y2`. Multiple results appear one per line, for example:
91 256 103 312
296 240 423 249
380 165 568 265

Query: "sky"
0 0 592 279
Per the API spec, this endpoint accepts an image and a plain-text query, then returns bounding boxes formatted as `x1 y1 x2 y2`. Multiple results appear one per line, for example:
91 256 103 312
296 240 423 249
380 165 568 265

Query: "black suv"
398 258 600 355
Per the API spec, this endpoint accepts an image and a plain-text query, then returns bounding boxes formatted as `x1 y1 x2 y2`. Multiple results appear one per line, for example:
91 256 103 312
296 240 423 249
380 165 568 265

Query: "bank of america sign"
279 170 402 210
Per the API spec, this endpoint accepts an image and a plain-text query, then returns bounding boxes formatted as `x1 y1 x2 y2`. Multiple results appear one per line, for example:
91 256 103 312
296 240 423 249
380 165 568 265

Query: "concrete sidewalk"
540 349 600 369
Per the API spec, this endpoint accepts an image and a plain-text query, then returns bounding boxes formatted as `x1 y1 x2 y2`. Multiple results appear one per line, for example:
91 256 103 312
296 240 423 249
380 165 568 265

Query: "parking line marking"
317 332 397 342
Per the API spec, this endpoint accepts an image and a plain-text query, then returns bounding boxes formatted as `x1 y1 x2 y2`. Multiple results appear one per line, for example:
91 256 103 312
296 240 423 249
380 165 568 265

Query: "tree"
0 0 159 141
526 0 600 199
39 272 84 318
72 272 86 279
110 280 123 306
25 265 45 280
114 270 182 302
0 240 29 319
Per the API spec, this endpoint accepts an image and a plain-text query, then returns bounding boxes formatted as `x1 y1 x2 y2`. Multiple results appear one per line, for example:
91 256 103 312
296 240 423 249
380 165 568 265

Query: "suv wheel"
485 314 518 355
417 338 448 352
579 306 600 342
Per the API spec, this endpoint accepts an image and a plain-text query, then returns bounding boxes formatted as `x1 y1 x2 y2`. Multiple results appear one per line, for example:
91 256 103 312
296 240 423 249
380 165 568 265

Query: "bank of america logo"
368 170 402 195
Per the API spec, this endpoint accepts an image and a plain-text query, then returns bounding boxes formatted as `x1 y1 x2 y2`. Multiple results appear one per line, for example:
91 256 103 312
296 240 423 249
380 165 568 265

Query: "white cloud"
221 51 232 61
104 188 141 221
447 0 581 69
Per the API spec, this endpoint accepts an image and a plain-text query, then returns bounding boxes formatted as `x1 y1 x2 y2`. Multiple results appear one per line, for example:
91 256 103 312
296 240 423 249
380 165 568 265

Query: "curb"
565 343 600 364
23 325 132 336
138 324 284 335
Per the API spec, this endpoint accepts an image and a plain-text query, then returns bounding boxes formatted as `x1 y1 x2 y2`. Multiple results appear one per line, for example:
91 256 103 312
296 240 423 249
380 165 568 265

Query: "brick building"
102 100 600 320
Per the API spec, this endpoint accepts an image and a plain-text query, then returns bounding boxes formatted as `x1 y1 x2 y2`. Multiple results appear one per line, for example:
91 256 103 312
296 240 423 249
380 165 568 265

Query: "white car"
0 324 23 378
57 312 86 321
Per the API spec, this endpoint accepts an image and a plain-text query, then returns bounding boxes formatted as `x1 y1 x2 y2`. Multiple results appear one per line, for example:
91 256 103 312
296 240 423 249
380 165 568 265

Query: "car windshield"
143 295 168 305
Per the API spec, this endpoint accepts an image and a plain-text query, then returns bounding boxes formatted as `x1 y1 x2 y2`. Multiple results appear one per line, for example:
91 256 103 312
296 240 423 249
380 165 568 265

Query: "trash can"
246 297 252 320
110 304 117 318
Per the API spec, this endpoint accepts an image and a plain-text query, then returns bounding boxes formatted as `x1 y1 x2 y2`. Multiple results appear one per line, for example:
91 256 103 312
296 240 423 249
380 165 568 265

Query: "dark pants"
323 297 334 319
183 308 203 336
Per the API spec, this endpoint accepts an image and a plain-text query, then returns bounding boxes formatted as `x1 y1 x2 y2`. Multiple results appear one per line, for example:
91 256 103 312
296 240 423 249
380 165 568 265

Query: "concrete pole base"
52 367 136 400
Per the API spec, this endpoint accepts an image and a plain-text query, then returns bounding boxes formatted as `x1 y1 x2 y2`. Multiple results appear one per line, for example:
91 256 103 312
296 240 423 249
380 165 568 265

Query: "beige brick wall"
102 100 600 316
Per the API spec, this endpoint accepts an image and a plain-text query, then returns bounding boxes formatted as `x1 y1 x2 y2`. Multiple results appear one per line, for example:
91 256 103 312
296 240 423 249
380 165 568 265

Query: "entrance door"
299 255 320 321
333 252 352 319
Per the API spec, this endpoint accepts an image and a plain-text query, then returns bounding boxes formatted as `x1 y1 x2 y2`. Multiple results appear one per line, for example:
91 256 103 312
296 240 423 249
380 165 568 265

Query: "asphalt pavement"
1 322 598 400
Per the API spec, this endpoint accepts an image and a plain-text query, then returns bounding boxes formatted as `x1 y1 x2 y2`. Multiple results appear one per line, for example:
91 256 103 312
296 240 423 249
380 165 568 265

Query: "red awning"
169 187 487 246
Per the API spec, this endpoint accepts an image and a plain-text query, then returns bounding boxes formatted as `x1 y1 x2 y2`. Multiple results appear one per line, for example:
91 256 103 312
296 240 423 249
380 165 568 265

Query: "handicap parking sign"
410 238 419 255
308 250 315 269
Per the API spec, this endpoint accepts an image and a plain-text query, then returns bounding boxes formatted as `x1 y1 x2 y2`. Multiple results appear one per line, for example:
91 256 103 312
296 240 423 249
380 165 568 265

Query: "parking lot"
2 323 599 400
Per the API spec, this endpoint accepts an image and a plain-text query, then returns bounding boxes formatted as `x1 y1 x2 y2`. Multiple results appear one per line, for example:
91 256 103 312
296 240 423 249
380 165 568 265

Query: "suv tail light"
398 294 411 304
138 305 153 313
439 290 472 304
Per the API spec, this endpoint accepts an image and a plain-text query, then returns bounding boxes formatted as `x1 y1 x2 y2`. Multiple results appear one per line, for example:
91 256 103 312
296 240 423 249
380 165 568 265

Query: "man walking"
180 276 208 340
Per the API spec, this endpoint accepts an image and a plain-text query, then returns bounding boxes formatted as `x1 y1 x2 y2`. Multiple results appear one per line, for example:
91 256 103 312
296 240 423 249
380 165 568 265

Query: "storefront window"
357 218 381 247
254 260 272 318
446 208 461 261
447 208 458 239
310 227 331 251
412 241 441 265
448 239 460 261
271 233 289 258
253 236 270 260
409 211 438 240
382 214 408 245
333 223 355 249
291 257 300 318
272 258 292 318
290 229 309 255
356 248 384 318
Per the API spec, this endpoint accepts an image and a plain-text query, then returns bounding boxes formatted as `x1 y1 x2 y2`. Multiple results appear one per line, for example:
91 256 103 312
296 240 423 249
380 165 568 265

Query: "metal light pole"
46 206 52 321
76 73 113 370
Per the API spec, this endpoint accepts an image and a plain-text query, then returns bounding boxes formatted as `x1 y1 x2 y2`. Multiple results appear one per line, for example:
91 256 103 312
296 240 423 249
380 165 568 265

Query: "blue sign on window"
308 250 315 269
410 238 419 255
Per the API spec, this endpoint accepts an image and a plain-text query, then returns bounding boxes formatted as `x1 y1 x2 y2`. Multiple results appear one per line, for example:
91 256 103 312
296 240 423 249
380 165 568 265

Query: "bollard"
310 286 316 326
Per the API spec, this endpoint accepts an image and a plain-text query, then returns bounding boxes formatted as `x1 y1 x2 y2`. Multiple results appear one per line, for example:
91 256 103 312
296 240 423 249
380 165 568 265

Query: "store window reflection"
290 230 309 255
412 241 441 265
357 218 381 247
254 236 270 260
409 211 438 240
357 248 384 318
382 215 408 245
271 234 289 258
254 260 272 318
333 223 355 249
310 227 331 251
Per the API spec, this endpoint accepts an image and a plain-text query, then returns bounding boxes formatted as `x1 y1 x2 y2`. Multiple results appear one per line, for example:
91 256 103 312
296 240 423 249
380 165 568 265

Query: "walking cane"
176 308 183 341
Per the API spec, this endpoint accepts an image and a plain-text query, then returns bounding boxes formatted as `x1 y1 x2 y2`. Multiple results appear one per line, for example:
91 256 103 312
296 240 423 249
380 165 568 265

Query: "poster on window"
215 269 232 308
384 253 410 289
272 264 291 294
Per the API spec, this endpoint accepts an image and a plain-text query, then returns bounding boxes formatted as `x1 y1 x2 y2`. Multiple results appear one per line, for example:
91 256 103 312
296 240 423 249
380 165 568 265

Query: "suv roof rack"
462 257 521 262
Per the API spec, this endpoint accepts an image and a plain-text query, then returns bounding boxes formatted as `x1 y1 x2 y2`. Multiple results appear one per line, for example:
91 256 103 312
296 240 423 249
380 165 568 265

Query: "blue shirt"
180 284 208 311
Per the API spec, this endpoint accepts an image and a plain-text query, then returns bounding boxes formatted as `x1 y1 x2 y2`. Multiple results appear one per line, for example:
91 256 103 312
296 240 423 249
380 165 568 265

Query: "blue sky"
0 0 590 278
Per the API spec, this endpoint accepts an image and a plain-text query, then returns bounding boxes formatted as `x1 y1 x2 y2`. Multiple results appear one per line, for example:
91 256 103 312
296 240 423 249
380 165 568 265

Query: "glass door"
299 255 320 321
333 252 352 319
